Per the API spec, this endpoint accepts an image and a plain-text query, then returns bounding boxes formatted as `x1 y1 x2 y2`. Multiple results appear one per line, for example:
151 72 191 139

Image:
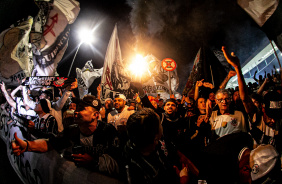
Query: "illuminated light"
129 54 148 77
79 28 94 44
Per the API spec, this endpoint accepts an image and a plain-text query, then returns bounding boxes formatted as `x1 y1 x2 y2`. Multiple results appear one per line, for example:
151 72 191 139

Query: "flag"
182 47 227 97
31 0 80 77
141 54 179 100
100 24 131 101
76 60 103 99
237 0 282 51
0 17 33 79
237 0 279 27
182 48 201 97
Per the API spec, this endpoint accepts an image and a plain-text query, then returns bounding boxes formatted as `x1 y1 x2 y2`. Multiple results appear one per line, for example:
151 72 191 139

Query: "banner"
141 55 179 100
0 70 26 87
22 76 75 88
31 0 80 77
101 24 132 101
76 60 103 99
0 17 33 79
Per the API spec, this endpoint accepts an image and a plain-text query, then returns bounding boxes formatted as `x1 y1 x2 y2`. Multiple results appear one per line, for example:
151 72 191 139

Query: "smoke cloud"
126 0 268 92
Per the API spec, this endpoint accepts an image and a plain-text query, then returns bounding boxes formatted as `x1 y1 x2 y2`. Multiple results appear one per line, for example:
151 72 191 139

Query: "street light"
67 28 95 77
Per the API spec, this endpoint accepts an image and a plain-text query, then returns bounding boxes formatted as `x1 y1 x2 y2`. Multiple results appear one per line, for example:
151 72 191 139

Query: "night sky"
0 0 269 94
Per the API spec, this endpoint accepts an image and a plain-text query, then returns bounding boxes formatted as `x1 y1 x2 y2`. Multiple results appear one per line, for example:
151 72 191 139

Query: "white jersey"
209 110 247 138
107 105 135 129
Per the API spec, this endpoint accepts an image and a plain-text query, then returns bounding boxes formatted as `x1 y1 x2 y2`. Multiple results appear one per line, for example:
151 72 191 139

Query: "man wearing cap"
27 99 58 139
100 98 117 123
11 95 120 175
222 46 282 153
107 94 135 129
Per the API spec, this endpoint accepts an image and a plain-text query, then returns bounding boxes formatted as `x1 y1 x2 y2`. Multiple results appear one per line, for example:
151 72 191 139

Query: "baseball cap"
114 94 126 101
76 95 101 111
263 91 282 119
250 144 279 181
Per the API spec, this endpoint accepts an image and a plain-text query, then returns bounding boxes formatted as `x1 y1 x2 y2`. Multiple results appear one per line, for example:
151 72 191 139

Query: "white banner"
76 60 103 99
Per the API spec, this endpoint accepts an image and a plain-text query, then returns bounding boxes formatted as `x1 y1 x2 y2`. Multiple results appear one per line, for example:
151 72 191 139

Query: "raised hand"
222 46 240 69
228 70 237 78
196 79 204 87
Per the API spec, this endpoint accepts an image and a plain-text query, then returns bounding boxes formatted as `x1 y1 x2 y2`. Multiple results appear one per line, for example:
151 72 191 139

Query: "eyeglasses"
216 98 230 103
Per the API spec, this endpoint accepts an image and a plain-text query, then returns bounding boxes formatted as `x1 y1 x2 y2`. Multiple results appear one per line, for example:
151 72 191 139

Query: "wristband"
24 140 29 152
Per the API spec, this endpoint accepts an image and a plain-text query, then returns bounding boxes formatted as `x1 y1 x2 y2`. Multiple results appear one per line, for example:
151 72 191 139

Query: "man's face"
158 100 164 107
69 103 76 111
164 102 177 115
216 93 230 111
185 97 194 111
105 100 112 109
114 98 126 111
262 109 276 128
34 102 43 113
74 105 98 126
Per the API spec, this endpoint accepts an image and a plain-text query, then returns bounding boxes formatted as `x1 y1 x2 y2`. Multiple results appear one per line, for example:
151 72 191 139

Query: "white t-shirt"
209 110 247 137
107 105 135 129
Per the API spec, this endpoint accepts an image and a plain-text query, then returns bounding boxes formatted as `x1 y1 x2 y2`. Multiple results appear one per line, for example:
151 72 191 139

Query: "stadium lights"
67 28 95 77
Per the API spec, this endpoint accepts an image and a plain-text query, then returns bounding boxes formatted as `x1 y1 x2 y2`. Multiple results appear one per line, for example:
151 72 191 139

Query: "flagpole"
67 43 82 77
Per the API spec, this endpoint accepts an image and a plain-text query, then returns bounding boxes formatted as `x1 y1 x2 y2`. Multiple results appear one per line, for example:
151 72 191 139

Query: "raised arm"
0 82 16 109
97 84 101 100
253 70 258 82
11 85 23 100
219 70 236 89
22 86 36 109
222 46 256 117
256 78 269 95
194 79 204 101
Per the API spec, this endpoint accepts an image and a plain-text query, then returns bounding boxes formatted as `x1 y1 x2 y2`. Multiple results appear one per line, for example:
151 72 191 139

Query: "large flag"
182 47 227 98
101 24 131 101
31 0 80 77
237 0 282 51
141 55 179 100
76 60 103 99
0 17 33 79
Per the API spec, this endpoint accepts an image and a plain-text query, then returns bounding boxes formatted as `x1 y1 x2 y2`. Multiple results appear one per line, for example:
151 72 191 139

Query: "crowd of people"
1 46 282 184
